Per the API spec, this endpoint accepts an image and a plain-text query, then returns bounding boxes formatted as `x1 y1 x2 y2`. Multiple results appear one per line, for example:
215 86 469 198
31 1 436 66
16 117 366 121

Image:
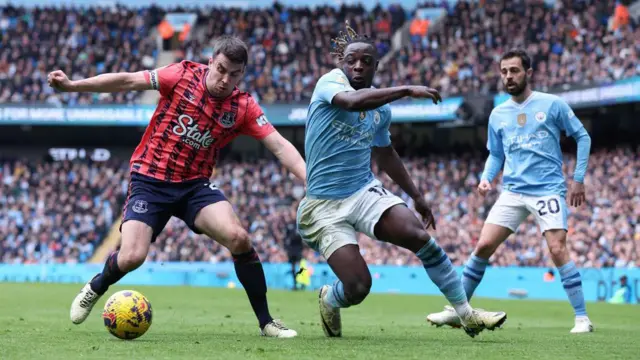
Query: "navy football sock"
90 252 126 295
233 248 273 328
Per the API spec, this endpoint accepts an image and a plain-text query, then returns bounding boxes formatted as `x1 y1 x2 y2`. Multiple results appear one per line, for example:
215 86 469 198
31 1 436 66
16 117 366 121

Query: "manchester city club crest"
219 112 236 128
535 111 547 122
517 113 527 126
373 111 380 125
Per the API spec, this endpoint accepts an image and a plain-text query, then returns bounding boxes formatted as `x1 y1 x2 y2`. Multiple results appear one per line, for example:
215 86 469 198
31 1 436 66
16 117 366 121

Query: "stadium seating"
0 160 129 263
3 1 636 104
0 5 160 104
177 3 406 104
396 0 640 96
2 148 638 268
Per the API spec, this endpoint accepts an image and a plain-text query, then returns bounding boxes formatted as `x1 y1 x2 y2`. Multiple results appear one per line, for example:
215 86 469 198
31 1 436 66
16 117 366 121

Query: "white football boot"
460 308 508 338
427 305 507 337
570 316 594 333
426 305 463 328
319 285 342 337
70 282 102 324
260 319 298 338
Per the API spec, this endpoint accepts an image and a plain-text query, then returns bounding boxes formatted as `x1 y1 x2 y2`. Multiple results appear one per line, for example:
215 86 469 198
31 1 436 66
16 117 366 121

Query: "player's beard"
505 77 528 96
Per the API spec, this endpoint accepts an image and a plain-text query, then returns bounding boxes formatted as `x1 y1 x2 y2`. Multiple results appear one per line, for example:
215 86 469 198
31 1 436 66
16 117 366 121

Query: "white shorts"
485 191 568 233
296 179 405 259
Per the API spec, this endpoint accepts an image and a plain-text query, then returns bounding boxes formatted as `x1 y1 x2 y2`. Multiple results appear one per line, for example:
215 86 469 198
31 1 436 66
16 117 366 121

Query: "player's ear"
526 68 533 78
208 57 214 67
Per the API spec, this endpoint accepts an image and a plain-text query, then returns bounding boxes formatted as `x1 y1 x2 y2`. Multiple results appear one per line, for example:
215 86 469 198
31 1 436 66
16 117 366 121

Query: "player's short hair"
500 49 532 70
330 21 377 62
212 35 248 66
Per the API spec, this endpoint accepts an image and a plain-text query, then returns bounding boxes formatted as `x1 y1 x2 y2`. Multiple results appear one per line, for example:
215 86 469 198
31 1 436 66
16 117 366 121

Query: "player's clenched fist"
47 70 74 92
477 179 492 196
406 86 442 104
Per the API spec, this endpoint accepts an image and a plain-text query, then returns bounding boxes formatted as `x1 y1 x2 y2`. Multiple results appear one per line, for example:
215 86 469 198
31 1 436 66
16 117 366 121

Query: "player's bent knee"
119 220 153 271
475 239 497 259
117 248 147 272
345 280 371 305
415 229 431 244
475 224 511 258
224 227 252 254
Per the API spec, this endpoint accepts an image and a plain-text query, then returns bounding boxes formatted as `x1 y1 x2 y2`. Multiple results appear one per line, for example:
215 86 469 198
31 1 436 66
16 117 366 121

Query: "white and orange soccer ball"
102 290 153 340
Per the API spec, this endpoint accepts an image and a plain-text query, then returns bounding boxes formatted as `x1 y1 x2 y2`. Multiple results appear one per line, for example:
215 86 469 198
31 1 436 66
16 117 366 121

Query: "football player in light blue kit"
297 23 507 338
427 49 594 333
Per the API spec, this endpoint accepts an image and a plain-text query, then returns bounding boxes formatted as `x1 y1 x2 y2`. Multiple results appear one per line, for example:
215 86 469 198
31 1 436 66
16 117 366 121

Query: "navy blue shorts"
121 172 227 241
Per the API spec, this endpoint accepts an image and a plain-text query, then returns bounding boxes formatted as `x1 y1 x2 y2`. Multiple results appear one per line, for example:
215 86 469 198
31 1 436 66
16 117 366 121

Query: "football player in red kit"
48 36 305 338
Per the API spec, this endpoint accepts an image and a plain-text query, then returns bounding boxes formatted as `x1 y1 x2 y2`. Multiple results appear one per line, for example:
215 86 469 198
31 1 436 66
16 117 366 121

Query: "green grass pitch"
0 282 637 360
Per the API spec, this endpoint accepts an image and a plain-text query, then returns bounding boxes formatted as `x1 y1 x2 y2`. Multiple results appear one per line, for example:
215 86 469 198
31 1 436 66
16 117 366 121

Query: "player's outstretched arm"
47 70 152 93
261 131 307 183
332 86 442 112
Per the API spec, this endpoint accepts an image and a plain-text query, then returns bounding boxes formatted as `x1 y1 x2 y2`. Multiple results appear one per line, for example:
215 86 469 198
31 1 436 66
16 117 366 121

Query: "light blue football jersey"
482 91 584 197
304 69 392 200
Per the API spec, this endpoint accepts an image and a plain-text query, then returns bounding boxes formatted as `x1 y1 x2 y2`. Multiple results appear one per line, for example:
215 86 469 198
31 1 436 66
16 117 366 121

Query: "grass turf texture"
0 282 636 360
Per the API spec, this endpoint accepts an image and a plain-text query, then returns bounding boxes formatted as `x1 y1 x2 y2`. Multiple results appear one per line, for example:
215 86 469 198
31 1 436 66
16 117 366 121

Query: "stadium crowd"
1 0 637 104
0 160 129 264
398 0 639 96
0 5 161 105
179 0 639 102
1 147 638 269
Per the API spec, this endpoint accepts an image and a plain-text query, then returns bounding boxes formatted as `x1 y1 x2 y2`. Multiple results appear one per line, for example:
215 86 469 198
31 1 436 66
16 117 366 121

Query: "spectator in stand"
2 1 637 104
1 148 639 267
0 5 160 105
0 159 128 264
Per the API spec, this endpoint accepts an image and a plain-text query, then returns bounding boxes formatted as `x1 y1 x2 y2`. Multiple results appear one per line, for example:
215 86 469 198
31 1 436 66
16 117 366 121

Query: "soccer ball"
102 290 153 340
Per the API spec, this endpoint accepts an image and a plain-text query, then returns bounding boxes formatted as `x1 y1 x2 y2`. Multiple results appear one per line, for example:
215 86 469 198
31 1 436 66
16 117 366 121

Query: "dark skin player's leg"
374 204 431 252
326 244 372 306
325 204 429 306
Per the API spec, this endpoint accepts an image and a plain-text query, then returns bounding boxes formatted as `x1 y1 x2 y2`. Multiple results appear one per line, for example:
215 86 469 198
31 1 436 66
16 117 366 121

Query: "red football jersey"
131 61 275 182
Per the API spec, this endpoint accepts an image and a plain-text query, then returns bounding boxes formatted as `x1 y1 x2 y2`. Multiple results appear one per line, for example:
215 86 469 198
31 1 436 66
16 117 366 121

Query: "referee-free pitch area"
0 283 636 360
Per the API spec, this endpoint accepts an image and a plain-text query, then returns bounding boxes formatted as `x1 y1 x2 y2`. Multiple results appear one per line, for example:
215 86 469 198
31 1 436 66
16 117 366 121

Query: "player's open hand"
569 181 586 207
47 70 74 92
414 197 436 230
407 86 442 104
477 179 492 197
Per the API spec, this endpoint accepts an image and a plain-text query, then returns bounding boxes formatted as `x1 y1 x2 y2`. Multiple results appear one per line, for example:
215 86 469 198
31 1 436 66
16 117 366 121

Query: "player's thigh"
373 204 429 253
526 194 568 234
192 200 250 254
120 174 173 264
484 191 529 233
119 220 155 267
297 197 357 260
346 180 416 245
175 180 249 253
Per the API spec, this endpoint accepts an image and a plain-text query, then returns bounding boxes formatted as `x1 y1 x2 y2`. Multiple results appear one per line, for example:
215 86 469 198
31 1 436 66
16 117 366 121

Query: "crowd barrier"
0 263 637 304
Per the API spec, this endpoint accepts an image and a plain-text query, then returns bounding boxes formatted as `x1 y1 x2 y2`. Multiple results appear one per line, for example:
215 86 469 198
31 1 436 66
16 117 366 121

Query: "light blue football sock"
416 238 467 306
462 254 489 300
559 261 587 316
323 280 350 309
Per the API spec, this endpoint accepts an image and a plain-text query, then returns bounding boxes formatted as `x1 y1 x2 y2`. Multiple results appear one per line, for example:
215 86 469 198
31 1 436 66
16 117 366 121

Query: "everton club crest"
219 112 236 128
